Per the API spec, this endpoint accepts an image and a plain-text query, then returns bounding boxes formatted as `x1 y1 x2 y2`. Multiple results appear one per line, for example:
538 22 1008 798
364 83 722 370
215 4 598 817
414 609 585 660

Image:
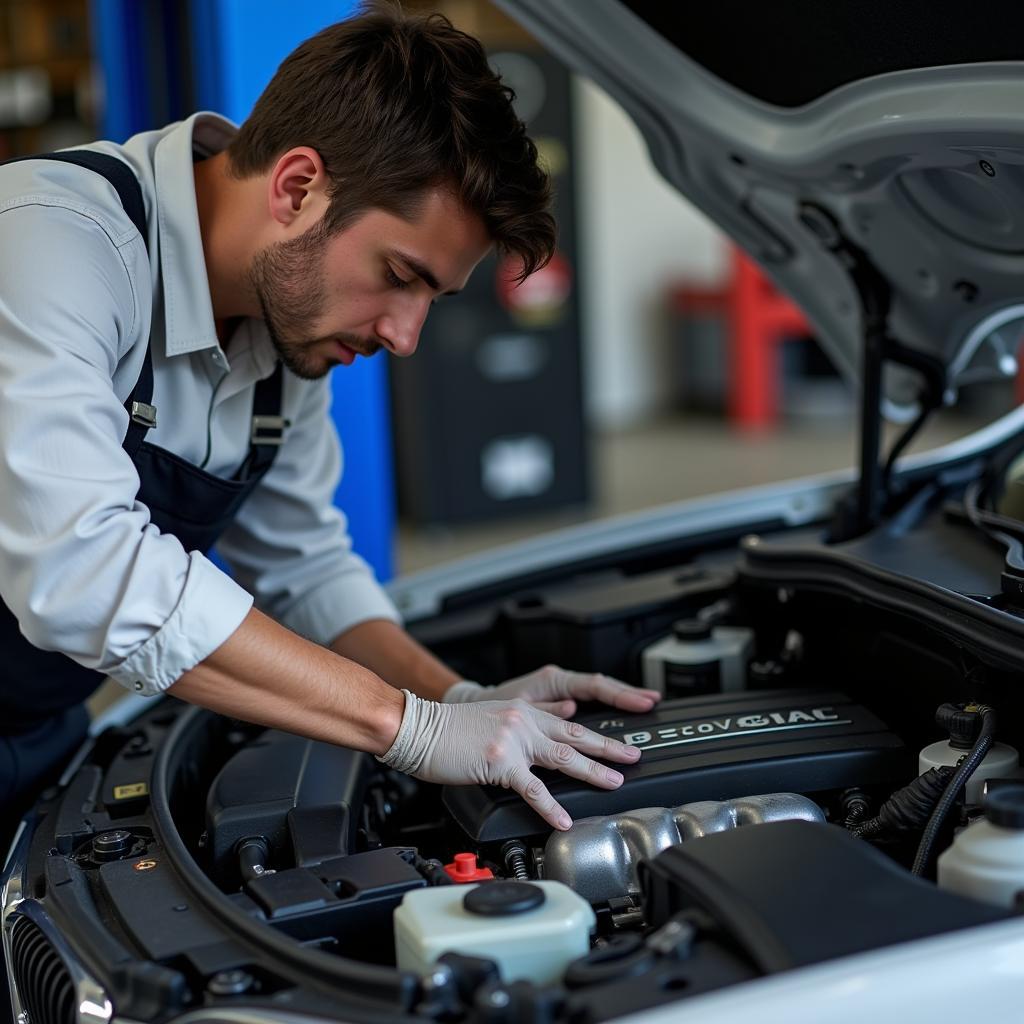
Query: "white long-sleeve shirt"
0 112 400 697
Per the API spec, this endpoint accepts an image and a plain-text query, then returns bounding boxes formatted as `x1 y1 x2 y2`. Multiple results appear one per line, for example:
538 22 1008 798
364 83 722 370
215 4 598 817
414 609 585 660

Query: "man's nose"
378 300 430 358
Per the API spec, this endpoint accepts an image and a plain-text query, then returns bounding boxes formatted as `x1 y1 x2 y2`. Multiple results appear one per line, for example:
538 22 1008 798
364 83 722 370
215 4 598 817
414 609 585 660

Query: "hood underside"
496 0 1024 418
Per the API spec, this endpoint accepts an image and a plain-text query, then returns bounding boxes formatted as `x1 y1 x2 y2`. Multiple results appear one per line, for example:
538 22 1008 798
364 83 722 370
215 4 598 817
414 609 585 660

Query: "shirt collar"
152 112 239 360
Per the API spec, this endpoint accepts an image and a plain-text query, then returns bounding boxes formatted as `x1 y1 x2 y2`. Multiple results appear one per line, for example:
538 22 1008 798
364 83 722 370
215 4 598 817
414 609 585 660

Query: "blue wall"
90 0 396 582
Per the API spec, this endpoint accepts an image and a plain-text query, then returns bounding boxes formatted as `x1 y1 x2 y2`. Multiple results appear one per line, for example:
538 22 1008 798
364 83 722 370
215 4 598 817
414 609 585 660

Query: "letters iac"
623 706 840 746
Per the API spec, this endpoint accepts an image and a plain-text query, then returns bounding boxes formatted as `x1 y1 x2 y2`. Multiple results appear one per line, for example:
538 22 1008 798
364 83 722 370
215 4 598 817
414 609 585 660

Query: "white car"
8 1 1024 1021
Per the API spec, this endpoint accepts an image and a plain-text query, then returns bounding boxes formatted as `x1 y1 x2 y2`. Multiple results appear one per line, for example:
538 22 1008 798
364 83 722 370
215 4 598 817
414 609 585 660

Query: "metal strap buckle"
251 415 291 446
129 401 157 429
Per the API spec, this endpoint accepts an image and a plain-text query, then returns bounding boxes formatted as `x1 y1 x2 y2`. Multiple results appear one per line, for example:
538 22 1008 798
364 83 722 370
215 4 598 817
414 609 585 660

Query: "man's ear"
267 147 328 227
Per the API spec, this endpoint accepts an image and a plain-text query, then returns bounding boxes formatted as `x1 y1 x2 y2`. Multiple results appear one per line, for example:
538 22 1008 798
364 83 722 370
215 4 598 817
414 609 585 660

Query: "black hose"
911 705 996 877
413 855 453 886
850 767 952 840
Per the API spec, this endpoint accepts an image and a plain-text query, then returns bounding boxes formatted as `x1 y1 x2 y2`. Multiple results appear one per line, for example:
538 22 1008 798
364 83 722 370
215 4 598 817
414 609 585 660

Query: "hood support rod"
798 203 945 537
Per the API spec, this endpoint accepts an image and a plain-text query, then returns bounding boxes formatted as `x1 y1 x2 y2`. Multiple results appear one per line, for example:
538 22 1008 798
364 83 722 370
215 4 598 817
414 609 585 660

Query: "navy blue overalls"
0 152 288 826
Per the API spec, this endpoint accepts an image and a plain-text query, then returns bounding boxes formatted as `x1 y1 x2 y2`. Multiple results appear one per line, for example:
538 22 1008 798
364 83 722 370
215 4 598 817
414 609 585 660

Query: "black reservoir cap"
672 618 713 642
984 786 1024 830
464 882 546 917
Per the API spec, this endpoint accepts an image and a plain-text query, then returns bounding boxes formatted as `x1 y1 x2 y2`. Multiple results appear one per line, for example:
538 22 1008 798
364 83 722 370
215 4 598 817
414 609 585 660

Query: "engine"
153 677 1012 1023
442 689 906 843
12 562 1024 1024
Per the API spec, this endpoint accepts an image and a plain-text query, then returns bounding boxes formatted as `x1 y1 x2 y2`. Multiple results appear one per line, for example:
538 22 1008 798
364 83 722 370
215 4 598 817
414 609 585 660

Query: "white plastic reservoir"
919 739 1018 805
938 786 1024 908
641 619 753 697
394 880 595 985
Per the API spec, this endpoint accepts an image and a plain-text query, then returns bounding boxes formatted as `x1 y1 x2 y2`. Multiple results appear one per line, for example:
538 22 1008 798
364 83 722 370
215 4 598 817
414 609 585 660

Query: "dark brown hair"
228 2 555 278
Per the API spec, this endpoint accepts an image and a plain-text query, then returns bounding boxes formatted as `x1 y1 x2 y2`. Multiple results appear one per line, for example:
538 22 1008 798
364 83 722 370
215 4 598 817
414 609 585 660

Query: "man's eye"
385 266 409 289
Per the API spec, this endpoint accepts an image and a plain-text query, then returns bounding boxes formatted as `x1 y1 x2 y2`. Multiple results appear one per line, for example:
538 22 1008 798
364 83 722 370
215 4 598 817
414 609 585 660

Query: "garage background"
0 0 1006 585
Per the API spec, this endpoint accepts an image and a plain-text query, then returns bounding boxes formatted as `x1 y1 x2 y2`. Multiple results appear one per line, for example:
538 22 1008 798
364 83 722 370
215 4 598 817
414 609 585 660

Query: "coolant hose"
851 767 952 841
911 704 996 877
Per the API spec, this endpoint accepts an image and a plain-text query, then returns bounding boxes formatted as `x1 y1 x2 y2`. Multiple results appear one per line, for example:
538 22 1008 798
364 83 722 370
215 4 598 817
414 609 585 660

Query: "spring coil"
502 841 530 880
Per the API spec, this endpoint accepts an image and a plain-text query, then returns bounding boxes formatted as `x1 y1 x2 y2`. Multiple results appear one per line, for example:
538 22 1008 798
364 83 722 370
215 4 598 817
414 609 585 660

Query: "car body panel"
619 918 1024 1024
495 0 1024 415
8 4 1024 1021
388 403 1024 620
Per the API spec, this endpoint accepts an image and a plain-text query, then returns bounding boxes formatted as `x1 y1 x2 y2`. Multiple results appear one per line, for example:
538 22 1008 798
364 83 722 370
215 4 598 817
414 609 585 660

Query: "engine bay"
11 482 1024 1023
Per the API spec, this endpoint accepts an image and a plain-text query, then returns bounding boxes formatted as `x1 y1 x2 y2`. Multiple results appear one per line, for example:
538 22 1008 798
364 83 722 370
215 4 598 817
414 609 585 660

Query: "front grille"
10 914 76 1024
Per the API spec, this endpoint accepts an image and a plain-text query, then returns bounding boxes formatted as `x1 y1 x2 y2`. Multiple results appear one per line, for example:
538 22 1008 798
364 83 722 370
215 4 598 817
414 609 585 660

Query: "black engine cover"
640 820 1009 971
443 689 908 841
206 731 373 880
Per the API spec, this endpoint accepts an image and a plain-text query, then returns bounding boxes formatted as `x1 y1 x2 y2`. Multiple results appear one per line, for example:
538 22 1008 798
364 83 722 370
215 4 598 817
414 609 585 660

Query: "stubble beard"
248 226 335 381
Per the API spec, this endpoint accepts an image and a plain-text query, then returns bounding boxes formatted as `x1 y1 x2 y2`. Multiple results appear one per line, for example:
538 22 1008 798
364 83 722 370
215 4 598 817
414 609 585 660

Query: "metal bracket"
129 401 157 429
250 415 291 446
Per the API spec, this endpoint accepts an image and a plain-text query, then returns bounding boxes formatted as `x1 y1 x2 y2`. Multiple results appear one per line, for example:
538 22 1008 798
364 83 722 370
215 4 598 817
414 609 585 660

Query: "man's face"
247 188 491 380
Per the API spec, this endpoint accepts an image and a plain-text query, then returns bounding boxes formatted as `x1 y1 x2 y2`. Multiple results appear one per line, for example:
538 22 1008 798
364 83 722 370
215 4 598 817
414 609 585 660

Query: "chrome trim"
2 816 30 1022
5 899 113 1024
2 819 27 910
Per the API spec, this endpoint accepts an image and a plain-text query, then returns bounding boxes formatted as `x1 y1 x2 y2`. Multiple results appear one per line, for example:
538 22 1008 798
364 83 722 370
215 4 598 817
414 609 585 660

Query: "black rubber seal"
463 881 545 916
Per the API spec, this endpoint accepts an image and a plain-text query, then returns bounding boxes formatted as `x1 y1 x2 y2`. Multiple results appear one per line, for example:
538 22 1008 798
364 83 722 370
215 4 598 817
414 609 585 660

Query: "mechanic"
0 3 659 845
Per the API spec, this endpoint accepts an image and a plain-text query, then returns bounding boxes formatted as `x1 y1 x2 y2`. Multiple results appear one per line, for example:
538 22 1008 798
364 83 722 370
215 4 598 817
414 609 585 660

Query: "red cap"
444 852 494 883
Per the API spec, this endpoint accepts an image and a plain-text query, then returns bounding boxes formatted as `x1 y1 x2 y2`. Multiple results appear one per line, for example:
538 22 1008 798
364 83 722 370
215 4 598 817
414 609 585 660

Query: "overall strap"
7 151 290 473
240 361 289 480
5 151 155 456
21 151 149 243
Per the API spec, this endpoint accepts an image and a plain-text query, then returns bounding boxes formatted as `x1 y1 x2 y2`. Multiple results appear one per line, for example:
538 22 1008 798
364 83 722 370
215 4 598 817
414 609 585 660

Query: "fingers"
548 717 643 765
560 671 661 712
614 685 662 711
509 767 573 831
538 739 627 792
534 699 576 718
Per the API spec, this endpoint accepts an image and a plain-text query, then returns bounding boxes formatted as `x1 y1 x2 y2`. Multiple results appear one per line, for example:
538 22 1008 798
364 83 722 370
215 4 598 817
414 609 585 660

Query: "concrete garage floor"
396 410 992 574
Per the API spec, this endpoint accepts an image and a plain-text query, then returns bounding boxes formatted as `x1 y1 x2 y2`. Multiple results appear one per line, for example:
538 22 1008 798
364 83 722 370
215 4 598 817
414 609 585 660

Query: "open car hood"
495 0 1024 418
13 9 1024 1024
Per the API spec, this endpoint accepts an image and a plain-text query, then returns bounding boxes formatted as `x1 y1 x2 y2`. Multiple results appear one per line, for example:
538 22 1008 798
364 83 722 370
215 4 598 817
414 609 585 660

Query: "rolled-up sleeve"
216 373 401 645
0 202 253 695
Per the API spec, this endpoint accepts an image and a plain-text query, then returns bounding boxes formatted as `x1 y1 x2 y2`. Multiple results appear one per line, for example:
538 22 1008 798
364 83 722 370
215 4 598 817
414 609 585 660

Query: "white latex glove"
378 690 642 830
443 663 661 718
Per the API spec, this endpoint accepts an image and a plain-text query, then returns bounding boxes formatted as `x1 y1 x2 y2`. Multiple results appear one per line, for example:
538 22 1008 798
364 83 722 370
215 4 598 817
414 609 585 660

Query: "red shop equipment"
669 248 811 430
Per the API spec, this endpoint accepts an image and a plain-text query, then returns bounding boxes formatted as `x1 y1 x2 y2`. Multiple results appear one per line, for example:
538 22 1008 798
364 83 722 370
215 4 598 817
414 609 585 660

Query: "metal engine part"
444 690 904 842
543 793 824 904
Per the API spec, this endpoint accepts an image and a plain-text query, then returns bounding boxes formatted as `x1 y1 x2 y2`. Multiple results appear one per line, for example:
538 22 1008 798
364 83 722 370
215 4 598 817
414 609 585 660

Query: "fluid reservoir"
918 703 1018 806
937 786 1024 907
394 880 594 985
641 618 753 697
